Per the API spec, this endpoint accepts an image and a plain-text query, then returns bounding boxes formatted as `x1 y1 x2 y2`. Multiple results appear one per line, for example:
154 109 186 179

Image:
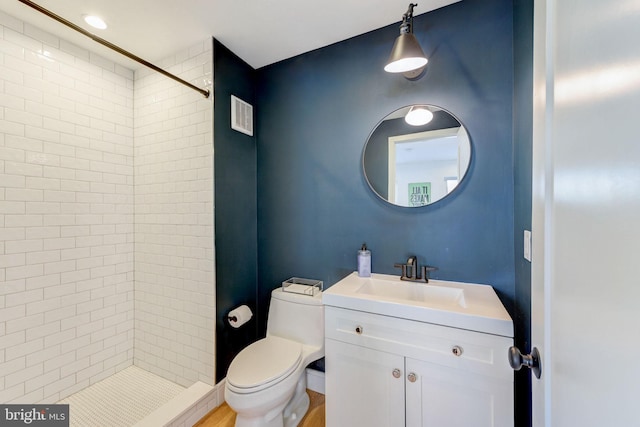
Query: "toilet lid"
227 336 302 391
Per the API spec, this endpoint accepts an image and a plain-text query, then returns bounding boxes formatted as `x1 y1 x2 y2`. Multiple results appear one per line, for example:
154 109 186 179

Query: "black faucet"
394 256 438 283
406 255 418 280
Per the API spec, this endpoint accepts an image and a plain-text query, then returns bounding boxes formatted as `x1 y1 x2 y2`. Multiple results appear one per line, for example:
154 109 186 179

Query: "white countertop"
322 272 513 337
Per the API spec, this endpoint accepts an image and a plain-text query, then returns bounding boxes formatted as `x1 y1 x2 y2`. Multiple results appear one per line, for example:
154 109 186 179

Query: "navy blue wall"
214 1 533 423
256 0 515 331
213 39 258 382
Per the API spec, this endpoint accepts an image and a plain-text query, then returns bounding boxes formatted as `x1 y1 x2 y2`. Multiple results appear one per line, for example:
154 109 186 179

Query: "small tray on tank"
282 277 323 296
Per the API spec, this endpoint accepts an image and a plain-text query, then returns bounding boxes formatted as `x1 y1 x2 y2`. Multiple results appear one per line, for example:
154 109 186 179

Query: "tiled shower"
0 10 216 424
134 40 214 390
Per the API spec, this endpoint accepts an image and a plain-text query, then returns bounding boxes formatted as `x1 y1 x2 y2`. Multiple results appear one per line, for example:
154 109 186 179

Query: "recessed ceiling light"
83 15 107 30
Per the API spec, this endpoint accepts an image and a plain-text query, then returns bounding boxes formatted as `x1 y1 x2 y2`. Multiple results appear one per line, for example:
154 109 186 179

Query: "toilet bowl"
225 287 324 427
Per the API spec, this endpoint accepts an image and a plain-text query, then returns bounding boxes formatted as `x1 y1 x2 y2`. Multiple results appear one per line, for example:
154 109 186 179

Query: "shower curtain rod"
17 0 211 98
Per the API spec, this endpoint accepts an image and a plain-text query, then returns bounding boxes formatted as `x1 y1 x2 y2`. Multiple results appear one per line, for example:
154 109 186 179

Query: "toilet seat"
227 336 302 393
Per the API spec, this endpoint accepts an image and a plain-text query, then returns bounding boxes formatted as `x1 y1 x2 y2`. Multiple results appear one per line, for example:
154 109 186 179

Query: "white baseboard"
306 368 325 395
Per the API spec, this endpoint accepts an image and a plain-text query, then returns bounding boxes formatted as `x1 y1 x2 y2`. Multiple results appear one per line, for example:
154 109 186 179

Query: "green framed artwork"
409 182 431 207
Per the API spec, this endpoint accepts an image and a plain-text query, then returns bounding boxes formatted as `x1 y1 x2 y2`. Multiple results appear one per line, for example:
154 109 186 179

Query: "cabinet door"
326 339 405 427
405 357 513 427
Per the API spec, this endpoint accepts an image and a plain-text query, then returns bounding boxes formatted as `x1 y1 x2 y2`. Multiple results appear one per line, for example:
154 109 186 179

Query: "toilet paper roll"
228 305 253 328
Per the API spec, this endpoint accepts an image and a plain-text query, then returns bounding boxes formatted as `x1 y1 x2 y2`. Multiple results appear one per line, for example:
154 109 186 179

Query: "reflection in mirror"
363 105 471 207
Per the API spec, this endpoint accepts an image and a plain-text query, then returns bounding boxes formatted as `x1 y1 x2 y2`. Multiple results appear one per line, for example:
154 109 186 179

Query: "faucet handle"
421 265 438 283
394 263 408 278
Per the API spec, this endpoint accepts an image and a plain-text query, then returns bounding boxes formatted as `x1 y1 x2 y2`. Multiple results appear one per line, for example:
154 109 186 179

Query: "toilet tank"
267 287 324 349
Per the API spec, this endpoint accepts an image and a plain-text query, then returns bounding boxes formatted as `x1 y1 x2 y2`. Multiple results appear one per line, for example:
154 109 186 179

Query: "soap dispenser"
357 243 371 277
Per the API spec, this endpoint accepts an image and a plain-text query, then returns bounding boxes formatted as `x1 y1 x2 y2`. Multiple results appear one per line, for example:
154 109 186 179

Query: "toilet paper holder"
227 311 250 322
227 305 253 328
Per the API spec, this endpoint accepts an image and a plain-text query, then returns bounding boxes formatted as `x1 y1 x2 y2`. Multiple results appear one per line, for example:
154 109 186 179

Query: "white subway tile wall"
0 12 135 403
133 39 214 387
1 8 215 403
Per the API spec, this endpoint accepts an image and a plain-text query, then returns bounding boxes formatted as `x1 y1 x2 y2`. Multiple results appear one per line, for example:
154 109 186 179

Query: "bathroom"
1 0 639 426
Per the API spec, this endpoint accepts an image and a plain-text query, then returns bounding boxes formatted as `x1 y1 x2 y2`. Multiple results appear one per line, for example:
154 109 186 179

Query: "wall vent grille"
231 95 253 136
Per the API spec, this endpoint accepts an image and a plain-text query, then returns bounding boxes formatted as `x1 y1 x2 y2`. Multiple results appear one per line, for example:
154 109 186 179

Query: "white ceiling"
0 0 459 70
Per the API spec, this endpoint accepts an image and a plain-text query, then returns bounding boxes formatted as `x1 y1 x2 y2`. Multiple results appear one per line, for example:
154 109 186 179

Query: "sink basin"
322 272 513 337
356 278 467 308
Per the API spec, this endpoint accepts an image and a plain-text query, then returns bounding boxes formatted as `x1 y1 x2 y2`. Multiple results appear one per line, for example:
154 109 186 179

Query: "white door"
532 0 640 425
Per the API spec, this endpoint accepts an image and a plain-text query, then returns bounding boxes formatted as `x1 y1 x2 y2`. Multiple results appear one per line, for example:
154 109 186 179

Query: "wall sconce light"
405 105 433 126
384 3 428 79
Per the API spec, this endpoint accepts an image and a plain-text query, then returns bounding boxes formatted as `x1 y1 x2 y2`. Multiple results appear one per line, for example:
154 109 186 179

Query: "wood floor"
195 390 325 427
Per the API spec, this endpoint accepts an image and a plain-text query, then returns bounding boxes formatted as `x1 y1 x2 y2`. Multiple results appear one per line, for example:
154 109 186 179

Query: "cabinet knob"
407 372 417 382
355 325 363 335
392 368 401 378
452 345 463 356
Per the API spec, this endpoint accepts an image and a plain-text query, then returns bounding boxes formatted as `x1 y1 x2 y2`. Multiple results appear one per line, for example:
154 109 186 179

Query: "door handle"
508 346 542 379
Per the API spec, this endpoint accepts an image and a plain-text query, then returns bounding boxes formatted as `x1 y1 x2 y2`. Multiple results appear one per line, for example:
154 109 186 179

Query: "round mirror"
362 105 471 207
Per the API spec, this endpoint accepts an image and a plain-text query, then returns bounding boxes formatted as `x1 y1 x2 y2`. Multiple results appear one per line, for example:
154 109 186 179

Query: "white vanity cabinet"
325 339 405 426
325 306 514 427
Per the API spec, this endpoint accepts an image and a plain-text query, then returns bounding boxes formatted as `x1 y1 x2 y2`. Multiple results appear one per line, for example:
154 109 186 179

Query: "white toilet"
224 286 324 427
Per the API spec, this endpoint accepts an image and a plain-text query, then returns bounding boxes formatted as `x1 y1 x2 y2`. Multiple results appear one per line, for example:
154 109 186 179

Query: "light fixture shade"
405 106 434 126
384 33 428 73
84 15 107 30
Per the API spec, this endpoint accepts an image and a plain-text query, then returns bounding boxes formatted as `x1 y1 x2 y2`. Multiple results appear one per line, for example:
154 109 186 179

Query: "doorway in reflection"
389 127 469 206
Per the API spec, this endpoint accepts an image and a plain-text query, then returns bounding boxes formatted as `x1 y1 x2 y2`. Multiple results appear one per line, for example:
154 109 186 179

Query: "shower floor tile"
57 366 185 427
